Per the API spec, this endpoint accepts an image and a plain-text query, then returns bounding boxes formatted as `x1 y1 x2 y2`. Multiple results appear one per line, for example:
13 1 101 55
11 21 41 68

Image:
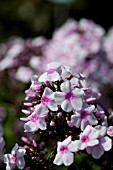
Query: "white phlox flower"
53 136 78 166
24 105 49 132
38 62 61 82
4 143 26 170
54 80 84 112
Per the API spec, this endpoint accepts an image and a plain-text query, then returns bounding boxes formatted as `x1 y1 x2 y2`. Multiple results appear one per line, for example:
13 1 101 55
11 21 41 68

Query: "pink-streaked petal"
54 92 65 105
73 88 84 97
61 81 71 93
47 101 58 111
62 136 72 146
24 121 38 132
88 139 99 147
37 120 47 130
63 152 74 166
61 100 73 112
53 153 63 166
38 72 48 82
101 136 112 151
16 157 25 169
71 98 83 111
47 62 61 69
92 145 104 159
48 71 60 81
71 115 81 128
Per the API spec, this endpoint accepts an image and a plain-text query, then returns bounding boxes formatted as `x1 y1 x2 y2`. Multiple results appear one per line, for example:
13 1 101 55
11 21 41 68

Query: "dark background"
0 0 113 41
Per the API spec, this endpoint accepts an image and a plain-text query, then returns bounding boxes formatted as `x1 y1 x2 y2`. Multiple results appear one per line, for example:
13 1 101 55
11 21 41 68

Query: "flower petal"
53 153 63 166
34 104 48 117
68 141 79 152
88 139 99 147
42 87 53 97
17 149 26 158
16 157 25 169
63 152 74 166
85 105 95 113
37 119 47 130
62 136 71 146
54 92 65 105
61 81 71 93
47 62 61 69
71 115 81 128
48 71 60 81
92 145 104 159
101 136 112 151
71 98 83 111
24 121 38 132
73 88 84 97
61 100 73 112
38 72 48 82
47 100 58 111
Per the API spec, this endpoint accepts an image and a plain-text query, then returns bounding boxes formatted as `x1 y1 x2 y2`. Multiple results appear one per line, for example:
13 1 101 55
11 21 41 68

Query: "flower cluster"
0 36 47 83
4 62 111 169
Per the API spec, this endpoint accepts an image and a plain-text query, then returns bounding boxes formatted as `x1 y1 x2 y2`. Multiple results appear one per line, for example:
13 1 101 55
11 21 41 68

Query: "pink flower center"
65 92 75 101
41 96 49 106
81 135 89 143
60 145 69 154
80 110 89 119
29 113 40 122
47 69 55 74
11 153 17 164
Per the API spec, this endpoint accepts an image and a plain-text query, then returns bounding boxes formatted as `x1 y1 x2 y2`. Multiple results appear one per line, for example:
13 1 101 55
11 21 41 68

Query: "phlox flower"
54 80 84 112
86 125 112 159
15 66 33 83
4 143 26 170
24 105 48 132
40 87 58 111
38 62 61 82
71 104 98 130
73 125 99 150
53 136 78 166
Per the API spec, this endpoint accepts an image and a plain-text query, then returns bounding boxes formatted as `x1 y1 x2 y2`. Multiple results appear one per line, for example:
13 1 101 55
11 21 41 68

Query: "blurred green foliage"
0 0 88 42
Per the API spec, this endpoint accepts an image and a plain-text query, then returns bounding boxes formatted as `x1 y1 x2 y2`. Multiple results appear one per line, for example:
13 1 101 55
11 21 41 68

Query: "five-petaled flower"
4 143 26 170
40 87 58 111
86 125 112 159
53 136 78 166
71 104 98 130
54 80 84 112
24 105 49 132
38 62 61 82
72 125 100 150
